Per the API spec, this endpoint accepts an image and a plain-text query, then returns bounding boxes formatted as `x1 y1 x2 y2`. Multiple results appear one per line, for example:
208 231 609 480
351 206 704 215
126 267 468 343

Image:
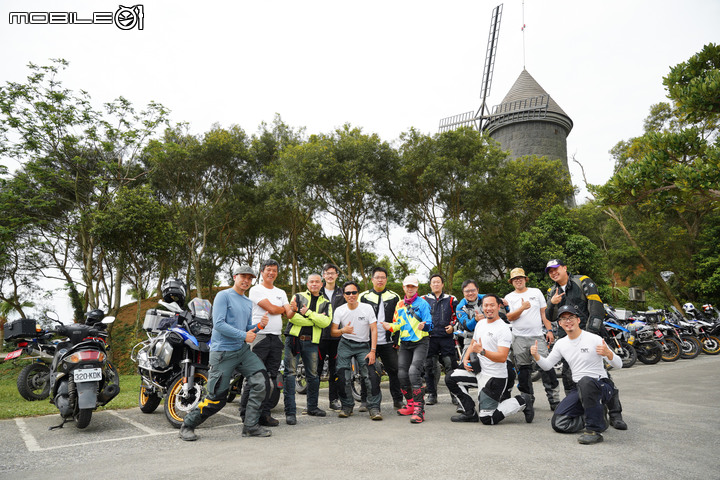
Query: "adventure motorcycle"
48 311 120 429
3 318 57 400
132 296 213 428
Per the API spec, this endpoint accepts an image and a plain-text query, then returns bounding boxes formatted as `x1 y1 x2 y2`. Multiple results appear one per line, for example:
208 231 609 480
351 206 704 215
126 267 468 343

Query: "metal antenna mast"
439 3 503 133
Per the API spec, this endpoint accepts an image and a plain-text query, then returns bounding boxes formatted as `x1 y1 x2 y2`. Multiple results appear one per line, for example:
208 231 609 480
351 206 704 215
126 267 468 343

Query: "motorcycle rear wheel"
139 384 162 413
17 363 51 401
76 408 92 429
701 335 720 355
679 335 701 359
296 363 308 395
164 370 209 428
614 341 637 368
661 337 682 362
637 342 662 364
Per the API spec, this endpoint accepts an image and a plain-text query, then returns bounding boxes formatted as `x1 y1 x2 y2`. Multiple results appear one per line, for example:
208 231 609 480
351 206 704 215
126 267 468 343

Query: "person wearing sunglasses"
331 281 382 420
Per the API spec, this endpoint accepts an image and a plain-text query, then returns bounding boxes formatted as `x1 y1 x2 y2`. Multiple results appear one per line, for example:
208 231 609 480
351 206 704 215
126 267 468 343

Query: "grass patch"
0 360 142 420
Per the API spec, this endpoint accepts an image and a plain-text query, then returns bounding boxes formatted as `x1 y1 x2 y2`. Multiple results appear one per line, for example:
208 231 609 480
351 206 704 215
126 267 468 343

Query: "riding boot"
410 387 425 423
606 389 628 430
397 388 415 415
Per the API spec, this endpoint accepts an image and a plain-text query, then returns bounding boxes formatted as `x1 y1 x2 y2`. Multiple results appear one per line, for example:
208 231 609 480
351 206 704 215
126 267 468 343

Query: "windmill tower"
438 4 575 205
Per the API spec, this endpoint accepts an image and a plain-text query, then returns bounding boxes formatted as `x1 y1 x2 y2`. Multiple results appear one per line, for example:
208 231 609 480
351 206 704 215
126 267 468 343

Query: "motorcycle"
48 311 120 429
131 296 213 428
661 310 701 359
3 318 57 400
625 316 663 364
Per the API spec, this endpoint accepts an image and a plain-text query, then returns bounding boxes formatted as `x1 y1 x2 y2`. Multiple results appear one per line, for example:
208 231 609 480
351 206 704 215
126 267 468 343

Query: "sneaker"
393 399 406 410
242 424 272 437
609 414 628 430
305 408 326 417
259 415 279 427
358 402 368 412
521 394 535 423
338 407 353 418
426 394 437 405
286 414 297 425
451 411 479 422
578 430 604 445
369 408 383 421
179 425 197 441
329 399 342 411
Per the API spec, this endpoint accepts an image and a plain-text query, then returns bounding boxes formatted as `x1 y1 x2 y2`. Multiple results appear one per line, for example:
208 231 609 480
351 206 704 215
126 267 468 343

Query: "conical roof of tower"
498 69 570 118
485 69 573 135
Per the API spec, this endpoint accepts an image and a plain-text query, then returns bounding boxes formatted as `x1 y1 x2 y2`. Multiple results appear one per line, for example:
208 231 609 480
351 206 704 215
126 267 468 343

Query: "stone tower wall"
489 120 570 171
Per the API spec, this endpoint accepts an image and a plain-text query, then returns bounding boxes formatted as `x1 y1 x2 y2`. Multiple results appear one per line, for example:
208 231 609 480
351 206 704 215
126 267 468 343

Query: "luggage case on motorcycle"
4 319 41 340
143 309 176 333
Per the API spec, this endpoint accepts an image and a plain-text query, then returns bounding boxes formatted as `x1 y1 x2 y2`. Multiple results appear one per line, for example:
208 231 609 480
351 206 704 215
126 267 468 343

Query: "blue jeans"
283 336 319 416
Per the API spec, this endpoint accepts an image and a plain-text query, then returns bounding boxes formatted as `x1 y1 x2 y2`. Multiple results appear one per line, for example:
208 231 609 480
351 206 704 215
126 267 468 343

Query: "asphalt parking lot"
2 355 718 480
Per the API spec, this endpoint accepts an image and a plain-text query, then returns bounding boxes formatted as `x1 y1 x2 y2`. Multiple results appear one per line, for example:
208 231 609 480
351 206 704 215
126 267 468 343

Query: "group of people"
179 258 627 446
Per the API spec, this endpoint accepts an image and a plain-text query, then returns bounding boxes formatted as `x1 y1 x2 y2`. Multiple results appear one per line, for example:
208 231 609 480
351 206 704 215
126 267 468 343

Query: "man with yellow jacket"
283 273 332 425
381 275 432 424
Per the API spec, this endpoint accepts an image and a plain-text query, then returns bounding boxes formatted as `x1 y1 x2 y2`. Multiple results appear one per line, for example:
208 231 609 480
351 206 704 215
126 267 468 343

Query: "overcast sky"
1 1 718 313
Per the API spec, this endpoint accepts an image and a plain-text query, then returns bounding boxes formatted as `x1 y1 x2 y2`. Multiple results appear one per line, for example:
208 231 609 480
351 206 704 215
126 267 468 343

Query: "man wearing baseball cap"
181 265 271 440
531 305 625 444
380 275 432 423
504 268 560 410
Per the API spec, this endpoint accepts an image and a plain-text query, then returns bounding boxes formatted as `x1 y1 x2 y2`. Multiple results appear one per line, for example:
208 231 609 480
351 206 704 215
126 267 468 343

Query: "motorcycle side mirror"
102 316 116 325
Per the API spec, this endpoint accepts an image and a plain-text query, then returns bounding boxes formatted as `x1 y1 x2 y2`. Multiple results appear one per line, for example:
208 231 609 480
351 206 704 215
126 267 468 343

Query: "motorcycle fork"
180 357 196 396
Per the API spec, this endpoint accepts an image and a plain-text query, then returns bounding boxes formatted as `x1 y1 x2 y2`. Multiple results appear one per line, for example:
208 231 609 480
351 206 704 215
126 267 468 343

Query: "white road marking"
106 409 159 434
15 417 41 452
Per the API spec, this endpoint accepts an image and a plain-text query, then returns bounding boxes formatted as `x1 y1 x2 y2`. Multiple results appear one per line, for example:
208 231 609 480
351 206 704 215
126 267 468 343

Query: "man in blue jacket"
180 265 270 441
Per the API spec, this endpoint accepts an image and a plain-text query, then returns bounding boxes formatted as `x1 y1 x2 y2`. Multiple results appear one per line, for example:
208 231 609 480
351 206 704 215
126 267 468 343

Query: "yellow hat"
508 268 528 283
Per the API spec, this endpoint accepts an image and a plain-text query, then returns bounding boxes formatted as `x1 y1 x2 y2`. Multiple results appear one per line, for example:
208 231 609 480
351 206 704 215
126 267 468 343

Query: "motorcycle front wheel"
660 337 682 362
614 341 637 368
17 363 51 401
679 335 701 359
164 370 209 428
296 362 308 395
638 342 662 364
139 384 162 413
76 408 92 429
701 335 720 355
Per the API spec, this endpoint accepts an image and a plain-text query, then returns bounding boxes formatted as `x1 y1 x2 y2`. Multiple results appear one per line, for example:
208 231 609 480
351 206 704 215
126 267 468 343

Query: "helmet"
162 278 187 307
702 304 714 313
85 309 105 325
682 303 697 314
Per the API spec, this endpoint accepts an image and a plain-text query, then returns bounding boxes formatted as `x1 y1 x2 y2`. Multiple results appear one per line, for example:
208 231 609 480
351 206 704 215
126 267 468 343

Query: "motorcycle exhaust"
98 383 120 404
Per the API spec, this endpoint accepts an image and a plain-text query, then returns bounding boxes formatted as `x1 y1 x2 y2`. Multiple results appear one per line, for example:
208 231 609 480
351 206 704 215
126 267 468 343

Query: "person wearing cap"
331 281 382 420
422 273 459 406
543 259 627 430
504 267 560 411
240 259 293 427
446 294 533 425
319 263 346 411
380 275 432 423
358 266 404 411
531 305 624 444
282 273 332 425
180 265 271 441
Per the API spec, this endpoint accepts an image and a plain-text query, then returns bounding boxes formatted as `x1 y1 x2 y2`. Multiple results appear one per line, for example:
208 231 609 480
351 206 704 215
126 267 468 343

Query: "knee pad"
551 413 584 433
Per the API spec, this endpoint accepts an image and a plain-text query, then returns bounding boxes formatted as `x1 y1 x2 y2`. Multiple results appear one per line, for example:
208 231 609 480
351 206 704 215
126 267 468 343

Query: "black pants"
425 336 458 395
359 343 403 404
318 338 339 402
240 334 282 417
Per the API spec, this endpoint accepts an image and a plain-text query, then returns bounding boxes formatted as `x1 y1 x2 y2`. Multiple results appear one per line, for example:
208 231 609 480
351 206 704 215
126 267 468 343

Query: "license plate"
73 368 102 383
4 349 23 361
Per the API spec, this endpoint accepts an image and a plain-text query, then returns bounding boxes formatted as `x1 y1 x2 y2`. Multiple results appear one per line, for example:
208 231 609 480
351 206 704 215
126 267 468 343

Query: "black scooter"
48 312 120 429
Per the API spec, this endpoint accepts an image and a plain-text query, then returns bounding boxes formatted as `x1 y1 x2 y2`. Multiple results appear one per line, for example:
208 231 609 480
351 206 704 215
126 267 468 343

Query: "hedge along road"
2 355 718 480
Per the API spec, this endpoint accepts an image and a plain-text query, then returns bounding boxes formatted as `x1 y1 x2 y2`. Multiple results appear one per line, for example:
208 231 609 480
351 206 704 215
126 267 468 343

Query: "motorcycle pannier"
143 309 176 333
4 319 41 340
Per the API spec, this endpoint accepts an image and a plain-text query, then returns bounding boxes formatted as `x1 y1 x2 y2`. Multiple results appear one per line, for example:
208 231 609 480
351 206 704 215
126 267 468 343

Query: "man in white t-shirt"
448 294 533 425
504 267 560 410
331 281 382 420
239 259 292 428
531 304 624 445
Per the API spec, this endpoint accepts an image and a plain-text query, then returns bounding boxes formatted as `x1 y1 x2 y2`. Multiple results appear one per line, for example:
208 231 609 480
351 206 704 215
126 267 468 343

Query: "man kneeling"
531 305 624 444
